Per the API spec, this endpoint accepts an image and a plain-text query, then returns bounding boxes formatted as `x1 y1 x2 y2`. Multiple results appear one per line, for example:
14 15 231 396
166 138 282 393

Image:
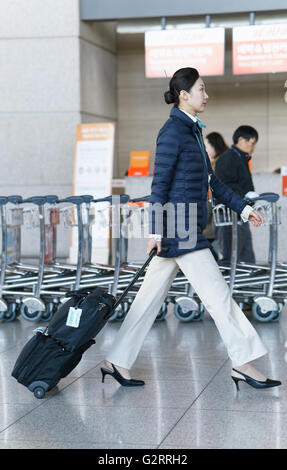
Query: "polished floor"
0 304 286 449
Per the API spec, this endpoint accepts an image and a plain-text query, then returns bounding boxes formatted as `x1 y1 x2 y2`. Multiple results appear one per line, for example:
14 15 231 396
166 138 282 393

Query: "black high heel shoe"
101 363 145 387
231 368 281 391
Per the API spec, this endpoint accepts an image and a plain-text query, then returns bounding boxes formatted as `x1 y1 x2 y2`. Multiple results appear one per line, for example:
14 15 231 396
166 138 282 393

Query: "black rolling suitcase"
11 248 157 399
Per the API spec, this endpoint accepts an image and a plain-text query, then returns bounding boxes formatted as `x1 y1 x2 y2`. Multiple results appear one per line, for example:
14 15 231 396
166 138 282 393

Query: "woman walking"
102 67 281 391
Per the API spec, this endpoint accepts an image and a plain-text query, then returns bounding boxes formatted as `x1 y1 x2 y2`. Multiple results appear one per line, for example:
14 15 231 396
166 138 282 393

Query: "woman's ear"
180 90 188 101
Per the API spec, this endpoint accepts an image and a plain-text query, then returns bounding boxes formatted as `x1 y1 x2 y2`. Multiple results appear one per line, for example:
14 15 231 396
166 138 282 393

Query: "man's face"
237 136 257 155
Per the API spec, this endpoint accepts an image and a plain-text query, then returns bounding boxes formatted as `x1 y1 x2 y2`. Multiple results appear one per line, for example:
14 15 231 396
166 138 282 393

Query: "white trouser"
106 248 268 370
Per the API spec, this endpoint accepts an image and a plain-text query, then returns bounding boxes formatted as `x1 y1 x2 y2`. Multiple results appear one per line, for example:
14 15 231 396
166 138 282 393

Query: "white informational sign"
145 28 225 78
70 123 115 264
233 24 287 74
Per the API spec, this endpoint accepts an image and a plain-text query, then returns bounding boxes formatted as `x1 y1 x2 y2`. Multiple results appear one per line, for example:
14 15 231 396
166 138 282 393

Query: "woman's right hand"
146 237 161 256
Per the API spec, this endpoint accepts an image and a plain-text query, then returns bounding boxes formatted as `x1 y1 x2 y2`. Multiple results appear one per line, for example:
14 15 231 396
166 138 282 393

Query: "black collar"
231 145 251 161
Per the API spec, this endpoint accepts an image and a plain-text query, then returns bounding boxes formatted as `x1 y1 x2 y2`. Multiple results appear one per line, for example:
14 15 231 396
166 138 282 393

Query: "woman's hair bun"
164 90 175 104
163 67 199 106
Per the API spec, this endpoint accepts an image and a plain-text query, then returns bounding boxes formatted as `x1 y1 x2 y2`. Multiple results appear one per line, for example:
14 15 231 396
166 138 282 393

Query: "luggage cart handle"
245 192 279 204
22 196 47 206
7 195 23 204
129 195 150 203
93 194 130 204
59 194 130 205
59 195 105 205
80 195 94 204
58 196 84 205
0 197 8 206
45 195 59 204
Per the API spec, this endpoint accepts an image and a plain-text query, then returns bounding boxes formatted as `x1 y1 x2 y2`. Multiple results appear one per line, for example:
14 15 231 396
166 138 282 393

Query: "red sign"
145 28 225 78
233 24 287 75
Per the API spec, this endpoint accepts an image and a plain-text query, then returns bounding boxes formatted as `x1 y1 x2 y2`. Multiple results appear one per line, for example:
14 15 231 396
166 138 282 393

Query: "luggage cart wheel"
3 303 17 323
174 297 203 322
33 387 46 399
252 303 279 323
155 301 168 322
20 305 45 322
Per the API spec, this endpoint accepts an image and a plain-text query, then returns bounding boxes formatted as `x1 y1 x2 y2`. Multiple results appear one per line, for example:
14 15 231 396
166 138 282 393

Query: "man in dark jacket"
215 125 259 264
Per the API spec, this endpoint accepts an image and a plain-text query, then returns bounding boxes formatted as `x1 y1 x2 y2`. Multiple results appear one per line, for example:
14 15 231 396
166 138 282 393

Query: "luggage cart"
1 196 68 322
235 193 284 322
0 192 225 325
0 195 29 321
0 194 151 323
42 195 131 292
38 195 137 320
212 192 285 322
1 194 138 322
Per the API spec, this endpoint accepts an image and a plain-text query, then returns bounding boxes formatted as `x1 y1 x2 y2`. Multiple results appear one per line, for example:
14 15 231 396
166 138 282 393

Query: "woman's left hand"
248 210 264 227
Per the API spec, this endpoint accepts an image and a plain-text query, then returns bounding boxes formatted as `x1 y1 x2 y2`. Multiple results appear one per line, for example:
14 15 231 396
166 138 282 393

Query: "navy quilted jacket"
149 106 248 258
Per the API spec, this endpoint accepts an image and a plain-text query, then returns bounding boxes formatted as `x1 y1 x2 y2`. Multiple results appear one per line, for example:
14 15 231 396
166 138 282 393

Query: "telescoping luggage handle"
112 247 157 311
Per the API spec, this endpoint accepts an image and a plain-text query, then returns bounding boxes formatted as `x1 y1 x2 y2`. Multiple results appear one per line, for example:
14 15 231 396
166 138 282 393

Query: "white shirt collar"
179 109 198 123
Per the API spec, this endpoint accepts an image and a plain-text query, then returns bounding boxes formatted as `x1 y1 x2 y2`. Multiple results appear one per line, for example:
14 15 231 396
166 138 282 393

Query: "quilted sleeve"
149 124 181 234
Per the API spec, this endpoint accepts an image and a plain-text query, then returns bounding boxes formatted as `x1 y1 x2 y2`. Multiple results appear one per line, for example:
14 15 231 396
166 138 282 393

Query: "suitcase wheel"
33 386 46 399
28 381 49 399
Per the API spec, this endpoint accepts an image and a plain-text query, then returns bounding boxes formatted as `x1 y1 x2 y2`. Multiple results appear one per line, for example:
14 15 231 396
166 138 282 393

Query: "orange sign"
128 151 150 176
145 28 225 78
282 167 287 197
233 24 287 75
